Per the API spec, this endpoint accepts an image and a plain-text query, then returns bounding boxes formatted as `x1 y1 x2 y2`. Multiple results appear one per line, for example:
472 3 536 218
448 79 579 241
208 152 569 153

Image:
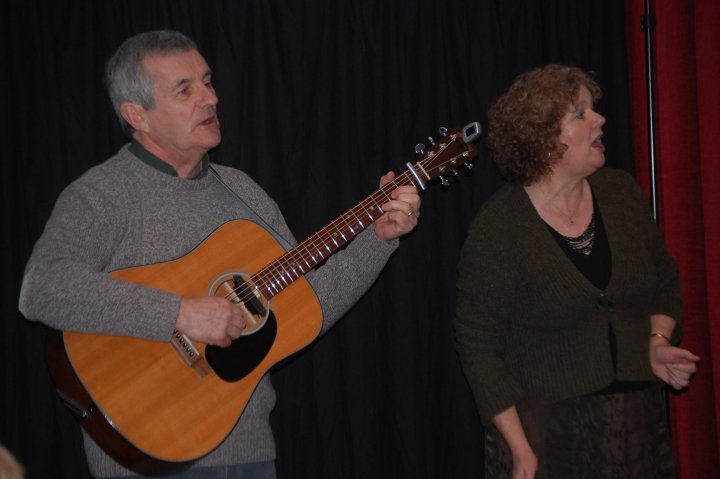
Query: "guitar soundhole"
206 271 277 382
205 312 277 382
208 272 270 336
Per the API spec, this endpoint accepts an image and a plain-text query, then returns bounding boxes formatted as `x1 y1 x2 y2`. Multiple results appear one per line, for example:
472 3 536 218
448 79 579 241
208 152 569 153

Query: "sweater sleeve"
613 170 683 342
308 229 398 331
454 191 526 425
18 172 180 341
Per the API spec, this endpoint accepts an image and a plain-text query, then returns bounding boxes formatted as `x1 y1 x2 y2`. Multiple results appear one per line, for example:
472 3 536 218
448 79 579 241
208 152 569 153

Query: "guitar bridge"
170 330 211 377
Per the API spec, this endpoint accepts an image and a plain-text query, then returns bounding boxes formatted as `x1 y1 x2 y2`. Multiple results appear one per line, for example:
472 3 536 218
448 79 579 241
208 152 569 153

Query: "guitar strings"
220 141 460 306
220 175 404 305
220 135 465 307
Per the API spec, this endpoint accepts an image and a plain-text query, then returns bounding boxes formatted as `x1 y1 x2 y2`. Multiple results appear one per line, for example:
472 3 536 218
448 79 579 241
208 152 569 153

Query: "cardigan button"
596 293 615 313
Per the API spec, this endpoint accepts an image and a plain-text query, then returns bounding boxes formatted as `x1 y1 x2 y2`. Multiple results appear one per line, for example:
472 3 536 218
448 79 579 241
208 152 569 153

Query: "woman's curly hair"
487 64 602 185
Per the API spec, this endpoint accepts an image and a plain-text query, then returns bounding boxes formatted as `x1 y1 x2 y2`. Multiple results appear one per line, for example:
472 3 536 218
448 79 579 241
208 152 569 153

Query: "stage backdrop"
626 0 720 477
5 1 703 478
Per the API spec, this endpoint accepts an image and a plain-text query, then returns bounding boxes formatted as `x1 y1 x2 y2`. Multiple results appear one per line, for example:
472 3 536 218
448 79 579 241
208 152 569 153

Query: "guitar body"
47 220 322 474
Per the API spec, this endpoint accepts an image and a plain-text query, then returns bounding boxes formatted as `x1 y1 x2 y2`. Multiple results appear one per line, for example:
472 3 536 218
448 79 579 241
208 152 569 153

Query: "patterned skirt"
484 385 677 478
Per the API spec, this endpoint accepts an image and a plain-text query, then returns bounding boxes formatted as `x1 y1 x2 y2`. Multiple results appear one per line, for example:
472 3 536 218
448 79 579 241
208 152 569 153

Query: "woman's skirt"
484 384 677 478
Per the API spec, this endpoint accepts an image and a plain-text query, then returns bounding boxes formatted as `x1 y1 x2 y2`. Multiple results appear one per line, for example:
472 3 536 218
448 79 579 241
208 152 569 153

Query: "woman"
455 64 699 478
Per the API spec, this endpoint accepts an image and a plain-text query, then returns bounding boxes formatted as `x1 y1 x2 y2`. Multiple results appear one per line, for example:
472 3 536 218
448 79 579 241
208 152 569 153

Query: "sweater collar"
128 140 209 179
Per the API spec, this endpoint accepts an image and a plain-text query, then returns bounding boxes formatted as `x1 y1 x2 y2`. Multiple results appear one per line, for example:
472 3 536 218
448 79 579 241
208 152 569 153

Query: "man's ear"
120 102 149 132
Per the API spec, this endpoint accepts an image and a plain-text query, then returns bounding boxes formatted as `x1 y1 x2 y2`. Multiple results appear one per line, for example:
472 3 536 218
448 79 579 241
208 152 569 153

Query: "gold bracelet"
650 332 671 344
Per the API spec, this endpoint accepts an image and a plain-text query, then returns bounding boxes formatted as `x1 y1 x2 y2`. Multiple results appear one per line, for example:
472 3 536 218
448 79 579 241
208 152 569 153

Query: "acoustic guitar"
45 123 481 476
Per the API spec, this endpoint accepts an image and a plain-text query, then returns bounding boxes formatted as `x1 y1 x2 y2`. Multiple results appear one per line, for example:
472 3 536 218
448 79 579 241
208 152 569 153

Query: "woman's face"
556 85 606 177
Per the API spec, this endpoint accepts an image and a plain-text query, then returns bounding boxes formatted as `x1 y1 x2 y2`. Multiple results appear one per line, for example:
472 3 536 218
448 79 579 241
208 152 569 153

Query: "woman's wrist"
649 332 672 344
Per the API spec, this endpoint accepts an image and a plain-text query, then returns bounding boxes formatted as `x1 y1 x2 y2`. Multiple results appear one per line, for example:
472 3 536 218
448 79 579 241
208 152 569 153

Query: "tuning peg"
464 162 474 171
427 136 435 146
415 143 425 155
438 127 448 136
439 176 450 187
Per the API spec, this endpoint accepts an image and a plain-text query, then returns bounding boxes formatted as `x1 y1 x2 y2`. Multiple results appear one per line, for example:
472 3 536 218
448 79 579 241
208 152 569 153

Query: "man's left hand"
373 171 421 241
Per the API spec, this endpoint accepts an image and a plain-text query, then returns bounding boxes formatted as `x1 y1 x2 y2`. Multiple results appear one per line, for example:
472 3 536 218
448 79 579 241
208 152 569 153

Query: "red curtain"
626 0 720 477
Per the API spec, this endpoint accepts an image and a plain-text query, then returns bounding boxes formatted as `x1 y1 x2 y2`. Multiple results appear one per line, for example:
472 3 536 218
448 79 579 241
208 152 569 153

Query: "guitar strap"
208 164 293 252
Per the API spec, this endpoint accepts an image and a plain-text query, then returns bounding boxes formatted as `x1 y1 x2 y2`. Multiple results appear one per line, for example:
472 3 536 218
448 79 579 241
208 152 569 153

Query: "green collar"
128 140 209 179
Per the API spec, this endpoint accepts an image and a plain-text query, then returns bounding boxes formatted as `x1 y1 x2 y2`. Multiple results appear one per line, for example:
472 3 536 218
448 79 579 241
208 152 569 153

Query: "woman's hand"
493 406 538 479
511 446 538 479
649 336 700 390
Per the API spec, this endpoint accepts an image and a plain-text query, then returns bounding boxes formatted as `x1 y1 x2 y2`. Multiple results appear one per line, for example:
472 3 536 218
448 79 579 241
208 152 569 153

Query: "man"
19 30 420 478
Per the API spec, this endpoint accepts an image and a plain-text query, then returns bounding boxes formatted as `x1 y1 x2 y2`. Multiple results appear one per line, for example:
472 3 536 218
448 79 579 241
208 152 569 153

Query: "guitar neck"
250 170 417 299
249 121 481 300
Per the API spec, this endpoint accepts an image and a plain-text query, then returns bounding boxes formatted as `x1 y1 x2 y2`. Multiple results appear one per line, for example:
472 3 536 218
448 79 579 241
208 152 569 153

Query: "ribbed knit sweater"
19 144 398 477
455 167 682 425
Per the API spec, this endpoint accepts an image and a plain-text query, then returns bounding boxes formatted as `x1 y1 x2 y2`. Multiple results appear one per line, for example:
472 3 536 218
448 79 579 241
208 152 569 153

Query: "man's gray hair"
105 30 197 137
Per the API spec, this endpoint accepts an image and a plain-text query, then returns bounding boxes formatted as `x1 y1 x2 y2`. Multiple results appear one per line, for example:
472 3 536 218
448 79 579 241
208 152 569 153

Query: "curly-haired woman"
455 64 699 478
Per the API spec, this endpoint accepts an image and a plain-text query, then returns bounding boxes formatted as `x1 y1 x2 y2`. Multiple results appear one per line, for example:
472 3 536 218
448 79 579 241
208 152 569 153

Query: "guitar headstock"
407 122 481 190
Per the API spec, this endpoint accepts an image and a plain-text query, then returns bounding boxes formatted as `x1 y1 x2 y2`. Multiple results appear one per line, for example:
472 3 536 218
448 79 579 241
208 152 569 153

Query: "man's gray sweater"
19 144 398 477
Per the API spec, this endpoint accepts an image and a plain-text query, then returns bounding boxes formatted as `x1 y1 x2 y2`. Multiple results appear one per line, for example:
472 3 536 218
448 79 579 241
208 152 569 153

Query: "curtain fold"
626 0 720 477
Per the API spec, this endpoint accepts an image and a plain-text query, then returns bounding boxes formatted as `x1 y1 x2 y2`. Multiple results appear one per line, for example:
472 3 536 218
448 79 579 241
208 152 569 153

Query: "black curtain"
1 1 632 478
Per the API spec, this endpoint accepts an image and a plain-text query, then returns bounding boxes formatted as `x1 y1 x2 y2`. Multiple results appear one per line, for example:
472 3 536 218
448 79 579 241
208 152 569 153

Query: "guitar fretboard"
244 122 479 301
250 170 417 299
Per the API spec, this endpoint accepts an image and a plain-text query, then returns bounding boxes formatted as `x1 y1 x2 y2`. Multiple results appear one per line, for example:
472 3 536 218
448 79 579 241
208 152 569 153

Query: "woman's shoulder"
467 182 533 239
478 182 533 221
590 167 654 223
479 181 522 212
589 167 639 192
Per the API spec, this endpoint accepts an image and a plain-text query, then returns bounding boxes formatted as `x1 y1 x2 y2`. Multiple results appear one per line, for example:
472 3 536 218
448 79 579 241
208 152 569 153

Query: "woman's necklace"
559 213 596 255
535 182 585 225
546 196 581 224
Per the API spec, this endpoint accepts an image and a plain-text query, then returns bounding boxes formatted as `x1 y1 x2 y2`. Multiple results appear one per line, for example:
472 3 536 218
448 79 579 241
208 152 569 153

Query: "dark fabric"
455 168 682 425
484 385 677 478
105 461 276 479
626 0 720 476
3 1 632 478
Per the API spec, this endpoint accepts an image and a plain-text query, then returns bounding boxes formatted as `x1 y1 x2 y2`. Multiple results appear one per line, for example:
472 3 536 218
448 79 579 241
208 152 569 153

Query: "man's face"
138 49 221 162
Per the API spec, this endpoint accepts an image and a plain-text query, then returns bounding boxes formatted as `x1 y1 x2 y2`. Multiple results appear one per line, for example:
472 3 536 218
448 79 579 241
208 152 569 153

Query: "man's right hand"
175 297 248 347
